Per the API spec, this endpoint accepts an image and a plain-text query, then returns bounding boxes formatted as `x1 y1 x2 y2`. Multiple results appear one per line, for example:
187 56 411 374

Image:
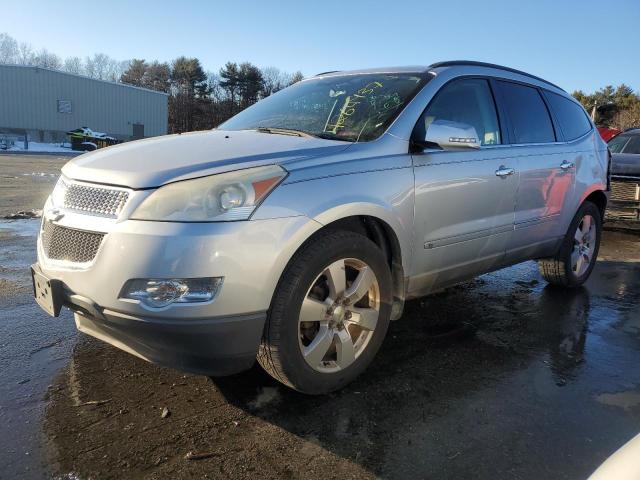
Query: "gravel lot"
1 154 639 479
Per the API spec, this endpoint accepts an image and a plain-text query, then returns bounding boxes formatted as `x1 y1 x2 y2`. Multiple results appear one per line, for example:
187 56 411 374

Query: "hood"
62 130 351 189
611 153 640 177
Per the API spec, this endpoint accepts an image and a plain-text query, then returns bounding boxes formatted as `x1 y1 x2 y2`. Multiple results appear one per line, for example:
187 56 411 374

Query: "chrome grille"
41 221 104 263
610 181 639 202
63 183 129 218
607 180 640 221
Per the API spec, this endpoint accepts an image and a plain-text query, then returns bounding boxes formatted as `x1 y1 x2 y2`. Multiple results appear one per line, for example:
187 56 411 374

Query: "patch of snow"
74 127 113 140
4 142 73 153
21 172 59 178
3 209 43 220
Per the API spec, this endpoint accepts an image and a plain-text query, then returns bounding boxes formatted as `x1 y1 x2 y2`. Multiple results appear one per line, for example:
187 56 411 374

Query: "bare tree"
207 72 225 101
261 66 290 97
104 57 127 82
17 42 34 65
84 53 114 80
0 33 18 63
33 48 62 70
613 104 640 131
289 71 304 85
63 56 83 74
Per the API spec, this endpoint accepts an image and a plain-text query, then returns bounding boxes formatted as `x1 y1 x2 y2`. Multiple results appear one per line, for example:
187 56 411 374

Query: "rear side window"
544 91 592 141
496 81 556 144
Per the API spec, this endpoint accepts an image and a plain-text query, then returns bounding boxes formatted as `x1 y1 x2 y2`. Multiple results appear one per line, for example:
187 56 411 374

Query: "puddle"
596 391 640 411
0 219 41 237
422 322 475 344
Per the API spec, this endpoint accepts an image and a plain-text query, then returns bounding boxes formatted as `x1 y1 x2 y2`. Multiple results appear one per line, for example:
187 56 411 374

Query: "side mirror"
422 119 481 150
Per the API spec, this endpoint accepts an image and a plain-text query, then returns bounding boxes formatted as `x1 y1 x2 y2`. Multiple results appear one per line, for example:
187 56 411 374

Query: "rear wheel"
538 201 602 287
258 230 392 394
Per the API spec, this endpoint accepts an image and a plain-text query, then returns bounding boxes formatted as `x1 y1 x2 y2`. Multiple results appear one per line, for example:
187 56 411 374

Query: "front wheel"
258 230 392 394
538 201 602 287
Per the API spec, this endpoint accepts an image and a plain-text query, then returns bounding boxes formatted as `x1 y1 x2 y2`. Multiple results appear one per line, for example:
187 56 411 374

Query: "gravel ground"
1 155 639 480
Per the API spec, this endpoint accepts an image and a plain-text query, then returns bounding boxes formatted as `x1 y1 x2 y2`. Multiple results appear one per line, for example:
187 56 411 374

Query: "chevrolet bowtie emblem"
49 209 64 222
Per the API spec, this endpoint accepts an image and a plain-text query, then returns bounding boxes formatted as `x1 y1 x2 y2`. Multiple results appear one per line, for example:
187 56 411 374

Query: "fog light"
120 277 223 308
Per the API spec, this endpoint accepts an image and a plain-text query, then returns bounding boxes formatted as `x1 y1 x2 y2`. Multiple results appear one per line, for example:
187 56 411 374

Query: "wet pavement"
0 212 639 479
0 155 66 217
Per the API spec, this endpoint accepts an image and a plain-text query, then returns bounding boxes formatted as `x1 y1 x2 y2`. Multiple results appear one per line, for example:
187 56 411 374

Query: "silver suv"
33 61 609 394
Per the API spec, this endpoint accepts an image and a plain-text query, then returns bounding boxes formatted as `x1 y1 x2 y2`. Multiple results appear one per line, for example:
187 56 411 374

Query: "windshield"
608 134 630 153
219 73 428 142
609 134 640 154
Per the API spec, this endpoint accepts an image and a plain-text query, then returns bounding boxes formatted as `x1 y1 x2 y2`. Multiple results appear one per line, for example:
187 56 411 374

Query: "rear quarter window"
495 81 556 144
544 91 592 141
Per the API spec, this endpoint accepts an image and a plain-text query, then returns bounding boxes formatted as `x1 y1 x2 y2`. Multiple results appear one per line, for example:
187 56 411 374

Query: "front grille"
41 221 105 263
607 180 640 221
610 180 639 202
63 183 129 218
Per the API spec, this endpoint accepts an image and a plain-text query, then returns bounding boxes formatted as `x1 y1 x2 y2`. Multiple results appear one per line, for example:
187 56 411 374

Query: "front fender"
254 167 415 275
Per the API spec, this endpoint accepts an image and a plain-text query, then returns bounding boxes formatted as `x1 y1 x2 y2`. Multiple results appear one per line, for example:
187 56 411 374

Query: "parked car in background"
597 127 621 142
607 128 640 221
32 61 609 394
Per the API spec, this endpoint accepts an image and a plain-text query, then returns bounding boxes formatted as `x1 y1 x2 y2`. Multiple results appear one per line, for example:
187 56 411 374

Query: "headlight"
51 175 68 207
131 165 287 222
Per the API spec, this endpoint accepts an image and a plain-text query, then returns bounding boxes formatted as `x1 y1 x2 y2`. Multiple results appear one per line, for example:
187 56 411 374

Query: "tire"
258 230 392 394
538 201 602 288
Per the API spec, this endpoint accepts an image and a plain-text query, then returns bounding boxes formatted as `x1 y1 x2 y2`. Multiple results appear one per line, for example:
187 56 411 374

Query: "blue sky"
4 0 639 93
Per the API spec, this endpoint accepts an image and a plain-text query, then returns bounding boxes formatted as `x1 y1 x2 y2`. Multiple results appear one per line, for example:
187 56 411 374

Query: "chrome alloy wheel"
298 258 380 373
572 214 596 277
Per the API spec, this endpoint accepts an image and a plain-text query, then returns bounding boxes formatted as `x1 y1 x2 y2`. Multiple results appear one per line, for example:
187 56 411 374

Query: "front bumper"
35 208 322 375
34 261 266 375
74 302 266 376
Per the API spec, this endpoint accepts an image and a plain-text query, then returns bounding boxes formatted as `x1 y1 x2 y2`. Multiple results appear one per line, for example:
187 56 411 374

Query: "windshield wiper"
255 127 354 142
313 132 354 142
255 127 313 138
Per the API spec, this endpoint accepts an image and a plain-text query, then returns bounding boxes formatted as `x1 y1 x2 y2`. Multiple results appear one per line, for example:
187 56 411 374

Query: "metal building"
0 64 168 142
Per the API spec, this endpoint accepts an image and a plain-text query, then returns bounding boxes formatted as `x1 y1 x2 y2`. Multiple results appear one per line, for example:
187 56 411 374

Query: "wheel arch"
315 214 406 320
279 205 410 321
583 188 608 220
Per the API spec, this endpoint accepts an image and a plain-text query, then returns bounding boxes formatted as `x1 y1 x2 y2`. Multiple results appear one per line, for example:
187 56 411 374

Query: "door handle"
560 160 575 170
495 166 515 178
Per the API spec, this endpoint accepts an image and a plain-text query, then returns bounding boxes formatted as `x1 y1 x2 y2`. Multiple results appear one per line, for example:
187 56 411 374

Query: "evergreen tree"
120 59 147 87
219 62 241 104
144 61 171 93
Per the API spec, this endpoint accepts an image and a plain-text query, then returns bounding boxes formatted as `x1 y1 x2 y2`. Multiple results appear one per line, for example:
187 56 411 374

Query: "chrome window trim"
406 70 594 152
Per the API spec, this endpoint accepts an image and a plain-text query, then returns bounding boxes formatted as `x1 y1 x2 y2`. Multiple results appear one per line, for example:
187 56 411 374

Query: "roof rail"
315 70 340 76
428 61 565 92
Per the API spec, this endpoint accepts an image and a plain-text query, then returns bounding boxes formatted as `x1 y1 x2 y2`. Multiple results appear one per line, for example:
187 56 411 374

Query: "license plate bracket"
31 265 63 317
